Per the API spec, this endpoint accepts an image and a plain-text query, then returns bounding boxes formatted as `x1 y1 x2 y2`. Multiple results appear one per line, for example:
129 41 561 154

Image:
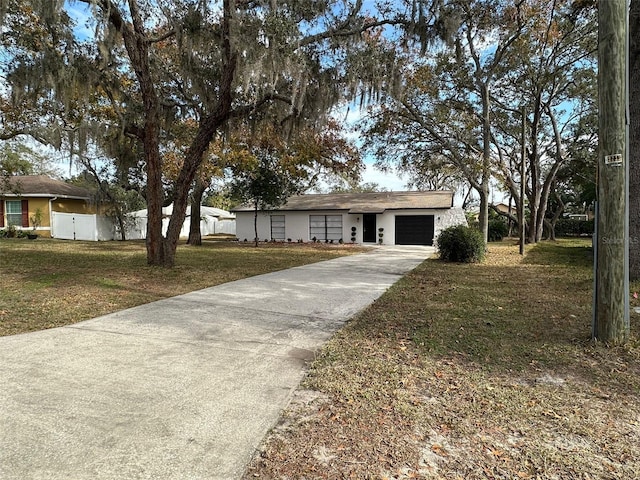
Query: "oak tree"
2 0 432 266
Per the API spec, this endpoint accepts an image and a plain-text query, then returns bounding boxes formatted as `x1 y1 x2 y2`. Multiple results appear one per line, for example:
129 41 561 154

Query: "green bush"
437 225 486 263
0 225 18 238
554 219 594 237
488 219 509 242
0 226 29 238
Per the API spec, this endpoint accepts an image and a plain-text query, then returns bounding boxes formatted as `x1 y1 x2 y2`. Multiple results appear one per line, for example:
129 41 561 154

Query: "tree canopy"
1 0 435 265
361 0 597 243
1 0 608 259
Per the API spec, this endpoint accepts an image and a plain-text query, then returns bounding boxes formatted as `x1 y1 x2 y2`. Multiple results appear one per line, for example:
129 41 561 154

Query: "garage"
395 215 435 245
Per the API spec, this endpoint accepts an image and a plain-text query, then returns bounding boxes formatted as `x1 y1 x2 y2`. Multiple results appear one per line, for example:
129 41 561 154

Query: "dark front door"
395 215 435 245
362 214 377 243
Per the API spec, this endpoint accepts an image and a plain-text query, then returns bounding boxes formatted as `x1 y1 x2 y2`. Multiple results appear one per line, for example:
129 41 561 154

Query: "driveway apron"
0 246 433 479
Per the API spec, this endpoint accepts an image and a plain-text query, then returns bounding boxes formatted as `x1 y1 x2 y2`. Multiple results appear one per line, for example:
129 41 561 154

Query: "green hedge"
437 225 485 263
554 219 594 237
488 219 509 242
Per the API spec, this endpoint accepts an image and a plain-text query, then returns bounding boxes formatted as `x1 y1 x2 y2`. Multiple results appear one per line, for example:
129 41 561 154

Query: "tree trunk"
91 0 236 267
118 214 127 241
105 0 164 265
547 188 565 242
527 200 539 243
164 114 228 262
629 0 640 280
478 182 489 244
187 179 206 246
534 161 562 242
160 0 236 266
478 84 491 245
526 94 543 243
507 196 514 237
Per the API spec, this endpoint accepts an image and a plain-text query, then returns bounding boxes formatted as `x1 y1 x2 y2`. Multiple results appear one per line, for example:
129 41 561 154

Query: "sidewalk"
0 246 434 479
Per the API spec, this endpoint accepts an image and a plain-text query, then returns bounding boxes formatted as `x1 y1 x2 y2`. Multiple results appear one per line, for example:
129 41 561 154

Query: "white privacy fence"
123 204 236 240
52 212 115 241
120 216 236 240
51 205 235 241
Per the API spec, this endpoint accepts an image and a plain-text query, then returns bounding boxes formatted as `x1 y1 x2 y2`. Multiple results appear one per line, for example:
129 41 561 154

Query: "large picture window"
309 215 342 242
270 215 285 241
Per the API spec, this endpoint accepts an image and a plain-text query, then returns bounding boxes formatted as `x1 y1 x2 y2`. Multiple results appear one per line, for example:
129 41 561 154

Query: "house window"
270 215 285 241
5 200 24 227
309 215 342 242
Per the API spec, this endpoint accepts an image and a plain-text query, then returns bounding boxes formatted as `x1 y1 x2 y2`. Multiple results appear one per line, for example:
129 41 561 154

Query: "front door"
363 214 377 243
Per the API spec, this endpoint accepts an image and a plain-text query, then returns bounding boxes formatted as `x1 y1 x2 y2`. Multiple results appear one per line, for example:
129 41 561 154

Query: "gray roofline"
233 206 452 213
1 193 91 200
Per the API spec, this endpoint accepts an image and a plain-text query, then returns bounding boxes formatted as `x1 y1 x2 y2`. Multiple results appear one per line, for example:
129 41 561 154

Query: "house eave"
348 208 386 214
1 193 90 200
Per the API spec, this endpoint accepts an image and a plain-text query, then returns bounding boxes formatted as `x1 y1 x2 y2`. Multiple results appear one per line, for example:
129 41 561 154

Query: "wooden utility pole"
594 0 629 344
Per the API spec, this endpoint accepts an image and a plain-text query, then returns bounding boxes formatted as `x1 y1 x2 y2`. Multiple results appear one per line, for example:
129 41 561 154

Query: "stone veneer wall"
434 207 468 246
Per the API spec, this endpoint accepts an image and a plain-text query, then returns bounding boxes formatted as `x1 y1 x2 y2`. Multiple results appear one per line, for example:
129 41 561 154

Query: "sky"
361 162 408 191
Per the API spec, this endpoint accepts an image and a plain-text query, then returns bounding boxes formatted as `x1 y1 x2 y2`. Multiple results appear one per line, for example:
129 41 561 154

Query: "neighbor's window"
270 215 285 241
5 200 23 226
309 215 342 242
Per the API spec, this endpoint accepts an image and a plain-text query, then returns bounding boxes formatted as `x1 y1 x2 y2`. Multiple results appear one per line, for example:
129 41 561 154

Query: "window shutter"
21 199 29 227
0 201 4 227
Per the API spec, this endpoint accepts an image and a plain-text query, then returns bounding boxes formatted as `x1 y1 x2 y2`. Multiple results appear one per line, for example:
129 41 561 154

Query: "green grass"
522 237 594 268
245 239 640 480
0 238 366 336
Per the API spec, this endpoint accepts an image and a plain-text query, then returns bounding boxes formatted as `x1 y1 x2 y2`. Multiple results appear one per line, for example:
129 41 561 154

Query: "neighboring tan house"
0 175 106 239
232 191 467 246
494 202 517 216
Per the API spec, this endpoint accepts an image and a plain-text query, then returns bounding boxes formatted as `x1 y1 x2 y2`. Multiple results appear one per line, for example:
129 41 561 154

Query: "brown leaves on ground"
244 240 640 480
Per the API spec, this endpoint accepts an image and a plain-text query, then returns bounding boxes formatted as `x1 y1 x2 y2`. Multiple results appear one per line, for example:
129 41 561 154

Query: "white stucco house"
232 191 467 245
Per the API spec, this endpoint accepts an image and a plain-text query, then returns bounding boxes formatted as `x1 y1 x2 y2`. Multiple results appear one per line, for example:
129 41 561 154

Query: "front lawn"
0 238 365 336
245 239 640 479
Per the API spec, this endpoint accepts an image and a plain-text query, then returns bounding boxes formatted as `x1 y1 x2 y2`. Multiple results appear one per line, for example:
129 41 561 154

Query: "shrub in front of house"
488 219 508 242
437 225 485 263
0 225 27 238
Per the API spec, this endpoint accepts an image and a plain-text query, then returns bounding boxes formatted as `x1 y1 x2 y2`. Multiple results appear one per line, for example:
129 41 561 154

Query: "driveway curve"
0 246 434 479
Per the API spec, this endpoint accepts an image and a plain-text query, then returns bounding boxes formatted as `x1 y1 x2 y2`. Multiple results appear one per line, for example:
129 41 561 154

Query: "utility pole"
594 0 629 344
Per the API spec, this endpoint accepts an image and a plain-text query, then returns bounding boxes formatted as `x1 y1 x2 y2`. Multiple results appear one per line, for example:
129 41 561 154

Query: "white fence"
52 210 235 241
122 215 236 240
52 212 115 241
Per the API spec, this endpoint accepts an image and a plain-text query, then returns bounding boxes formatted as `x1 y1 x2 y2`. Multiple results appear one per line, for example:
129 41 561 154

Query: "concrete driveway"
0 246 434 479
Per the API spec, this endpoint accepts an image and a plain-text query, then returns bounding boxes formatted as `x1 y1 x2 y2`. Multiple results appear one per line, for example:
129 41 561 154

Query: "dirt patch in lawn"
244 239 640 479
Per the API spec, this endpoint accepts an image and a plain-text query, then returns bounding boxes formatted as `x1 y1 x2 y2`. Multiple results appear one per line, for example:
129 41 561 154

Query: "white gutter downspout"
49 197 57 237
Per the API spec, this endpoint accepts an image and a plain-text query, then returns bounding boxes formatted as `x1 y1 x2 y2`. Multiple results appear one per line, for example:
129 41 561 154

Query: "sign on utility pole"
594 0 629 344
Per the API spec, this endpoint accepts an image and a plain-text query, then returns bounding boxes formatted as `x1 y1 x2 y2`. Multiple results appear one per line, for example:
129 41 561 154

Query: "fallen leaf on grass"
488 447 505 457
431 444 448 456
543 410 562 419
